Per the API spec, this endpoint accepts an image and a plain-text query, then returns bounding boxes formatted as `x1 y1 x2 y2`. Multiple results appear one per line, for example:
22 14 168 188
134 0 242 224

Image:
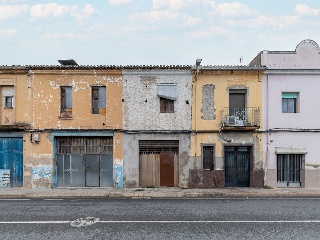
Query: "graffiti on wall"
114 158 123 188
32 164 52 188
0 169 10 187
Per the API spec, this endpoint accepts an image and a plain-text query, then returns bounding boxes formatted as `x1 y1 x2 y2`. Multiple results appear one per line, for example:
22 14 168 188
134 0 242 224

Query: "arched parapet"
295 39 320 54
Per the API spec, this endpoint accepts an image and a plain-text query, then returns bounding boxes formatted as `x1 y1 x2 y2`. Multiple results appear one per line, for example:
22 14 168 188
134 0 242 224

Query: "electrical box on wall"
33 133 40 142
30 133 40 143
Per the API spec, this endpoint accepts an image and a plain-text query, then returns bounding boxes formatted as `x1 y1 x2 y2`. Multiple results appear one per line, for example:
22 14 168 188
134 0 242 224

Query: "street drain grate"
70 217 100 227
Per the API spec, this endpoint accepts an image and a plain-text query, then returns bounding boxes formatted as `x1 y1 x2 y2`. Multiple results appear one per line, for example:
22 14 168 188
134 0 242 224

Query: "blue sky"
0 0 320 66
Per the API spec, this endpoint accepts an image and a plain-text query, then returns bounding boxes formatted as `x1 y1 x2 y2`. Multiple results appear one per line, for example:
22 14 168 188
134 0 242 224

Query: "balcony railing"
221 107 260 129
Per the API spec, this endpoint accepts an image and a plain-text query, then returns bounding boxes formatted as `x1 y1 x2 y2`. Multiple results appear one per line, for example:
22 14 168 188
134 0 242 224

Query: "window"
1 86 14 109
202 145 214 170
229 89 246 121
282 92 298 113
160 98 174 113
4 96 13 108
92 86 106 114
157 84 177 113
61 86 72 118
277 154 303 187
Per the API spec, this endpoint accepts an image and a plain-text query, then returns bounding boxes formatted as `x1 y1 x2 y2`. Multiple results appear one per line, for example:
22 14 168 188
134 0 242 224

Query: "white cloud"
295 4 320 16
40 32 82 40
184 17 202 27
129 9 204 29
187 26 230 39
129 10 181 24
0 0 27 3
0 28 18 37
29 3 97 21
227 15 300 28
30 4 76 18
205 2 258 17
0 4 28 20
153 0 201 11
71 4 98 21
109 0 133 5
215 2 258 17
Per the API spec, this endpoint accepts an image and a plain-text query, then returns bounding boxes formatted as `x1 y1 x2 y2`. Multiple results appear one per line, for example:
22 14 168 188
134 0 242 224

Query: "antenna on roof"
58 59 78 66
239 56 243 65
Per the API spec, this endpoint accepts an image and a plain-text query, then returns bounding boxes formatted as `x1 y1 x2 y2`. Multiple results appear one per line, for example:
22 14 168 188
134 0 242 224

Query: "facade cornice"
265 69 320 74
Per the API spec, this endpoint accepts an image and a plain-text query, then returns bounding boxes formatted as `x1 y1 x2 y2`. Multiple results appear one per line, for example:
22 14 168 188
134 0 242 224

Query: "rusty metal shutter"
139 140 179 153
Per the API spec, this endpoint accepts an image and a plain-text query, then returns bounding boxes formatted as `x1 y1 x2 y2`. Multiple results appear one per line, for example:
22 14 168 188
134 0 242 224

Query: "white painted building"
122 67 193 188
250 39 320 188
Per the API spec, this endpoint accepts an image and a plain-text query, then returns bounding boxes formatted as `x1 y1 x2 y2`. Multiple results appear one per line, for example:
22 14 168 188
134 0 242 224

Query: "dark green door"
225 146 250 187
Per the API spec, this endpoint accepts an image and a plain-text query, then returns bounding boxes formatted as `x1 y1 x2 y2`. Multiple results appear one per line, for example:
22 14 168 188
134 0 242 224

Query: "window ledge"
58 117 73 120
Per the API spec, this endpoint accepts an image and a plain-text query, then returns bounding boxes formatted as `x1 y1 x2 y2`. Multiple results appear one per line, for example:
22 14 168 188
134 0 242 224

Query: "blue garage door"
0 138 23 187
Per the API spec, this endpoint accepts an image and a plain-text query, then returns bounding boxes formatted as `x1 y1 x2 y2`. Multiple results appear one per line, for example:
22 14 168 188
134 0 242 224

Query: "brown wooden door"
160 152 174 187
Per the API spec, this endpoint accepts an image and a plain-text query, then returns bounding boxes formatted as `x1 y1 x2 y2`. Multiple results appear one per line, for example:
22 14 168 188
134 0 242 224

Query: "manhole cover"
70 217 100 227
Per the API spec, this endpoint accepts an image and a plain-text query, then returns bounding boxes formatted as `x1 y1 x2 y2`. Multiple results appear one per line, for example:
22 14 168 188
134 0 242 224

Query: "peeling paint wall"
191 69 264 187
0 74 31 126
31 164 52 189
113 132 123 188
24 132 54 188
123 133 191 188
23 69 123 189
122 70 192 131
31 69 123 130
122 69 192 188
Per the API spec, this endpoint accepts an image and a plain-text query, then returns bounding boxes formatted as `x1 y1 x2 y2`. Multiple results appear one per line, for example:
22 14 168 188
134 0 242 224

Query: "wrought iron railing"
221 107 260 127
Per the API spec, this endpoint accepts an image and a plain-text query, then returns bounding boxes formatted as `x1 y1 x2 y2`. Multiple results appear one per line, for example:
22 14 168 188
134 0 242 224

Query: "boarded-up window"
202 84 215 120
202 145 214 170
61 86 72 118
92 86 106 114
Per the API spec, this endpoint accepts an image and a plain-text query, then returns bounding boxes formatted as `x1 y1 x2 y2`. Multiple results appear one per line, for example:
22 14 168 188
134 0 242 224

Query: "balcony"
221 108 260 131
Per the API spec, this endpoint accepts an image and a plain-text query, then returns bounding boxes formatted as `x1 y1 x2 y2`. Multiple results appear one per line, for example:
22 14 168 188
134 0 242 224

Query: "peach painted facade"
0 66 124 189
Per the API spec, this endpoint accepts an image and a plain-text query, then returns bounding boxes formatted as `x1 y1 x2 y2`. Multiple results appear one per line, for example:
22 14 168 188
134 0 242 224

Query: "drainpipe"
194 59 202 165
265 73 269 182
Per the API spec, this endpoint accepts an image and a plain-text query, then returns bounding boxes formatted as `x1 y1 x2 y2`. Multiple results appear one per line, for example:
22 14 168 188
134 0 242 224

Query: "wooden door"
160 152 174 187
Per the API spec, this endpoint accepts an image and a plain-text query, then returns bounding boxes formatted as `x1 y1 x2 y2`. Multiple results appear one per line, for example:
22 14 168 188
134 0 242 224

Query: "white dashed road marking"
0 220 320 224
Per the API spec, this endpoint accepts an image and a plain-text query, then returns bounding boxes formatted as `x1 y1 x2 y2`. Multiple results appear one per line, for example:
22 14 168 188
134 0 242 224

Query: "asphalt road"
1 197 320 239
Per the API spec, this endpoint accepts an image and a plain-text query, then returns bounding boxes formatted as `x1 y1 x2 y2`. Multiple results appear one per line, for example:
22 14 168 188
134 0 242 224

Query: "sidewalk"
1 187 320 199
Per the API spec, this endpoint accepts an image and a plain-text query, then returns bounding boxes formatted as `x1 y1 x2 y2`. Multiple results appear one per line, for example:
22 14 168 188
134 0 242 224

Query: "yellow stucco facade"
191 68 265 188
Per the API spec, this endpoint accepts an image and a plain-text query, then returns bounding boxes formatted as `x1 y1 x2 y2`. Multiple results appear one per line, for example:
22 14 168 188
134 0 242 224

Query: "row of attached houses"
0 39 319 189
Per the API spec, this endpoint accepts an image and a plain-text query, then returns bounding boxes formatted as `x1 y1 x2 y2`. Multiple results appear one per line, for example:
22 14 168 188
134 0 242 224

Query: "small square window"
282 92 299 113
4 96 13 108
